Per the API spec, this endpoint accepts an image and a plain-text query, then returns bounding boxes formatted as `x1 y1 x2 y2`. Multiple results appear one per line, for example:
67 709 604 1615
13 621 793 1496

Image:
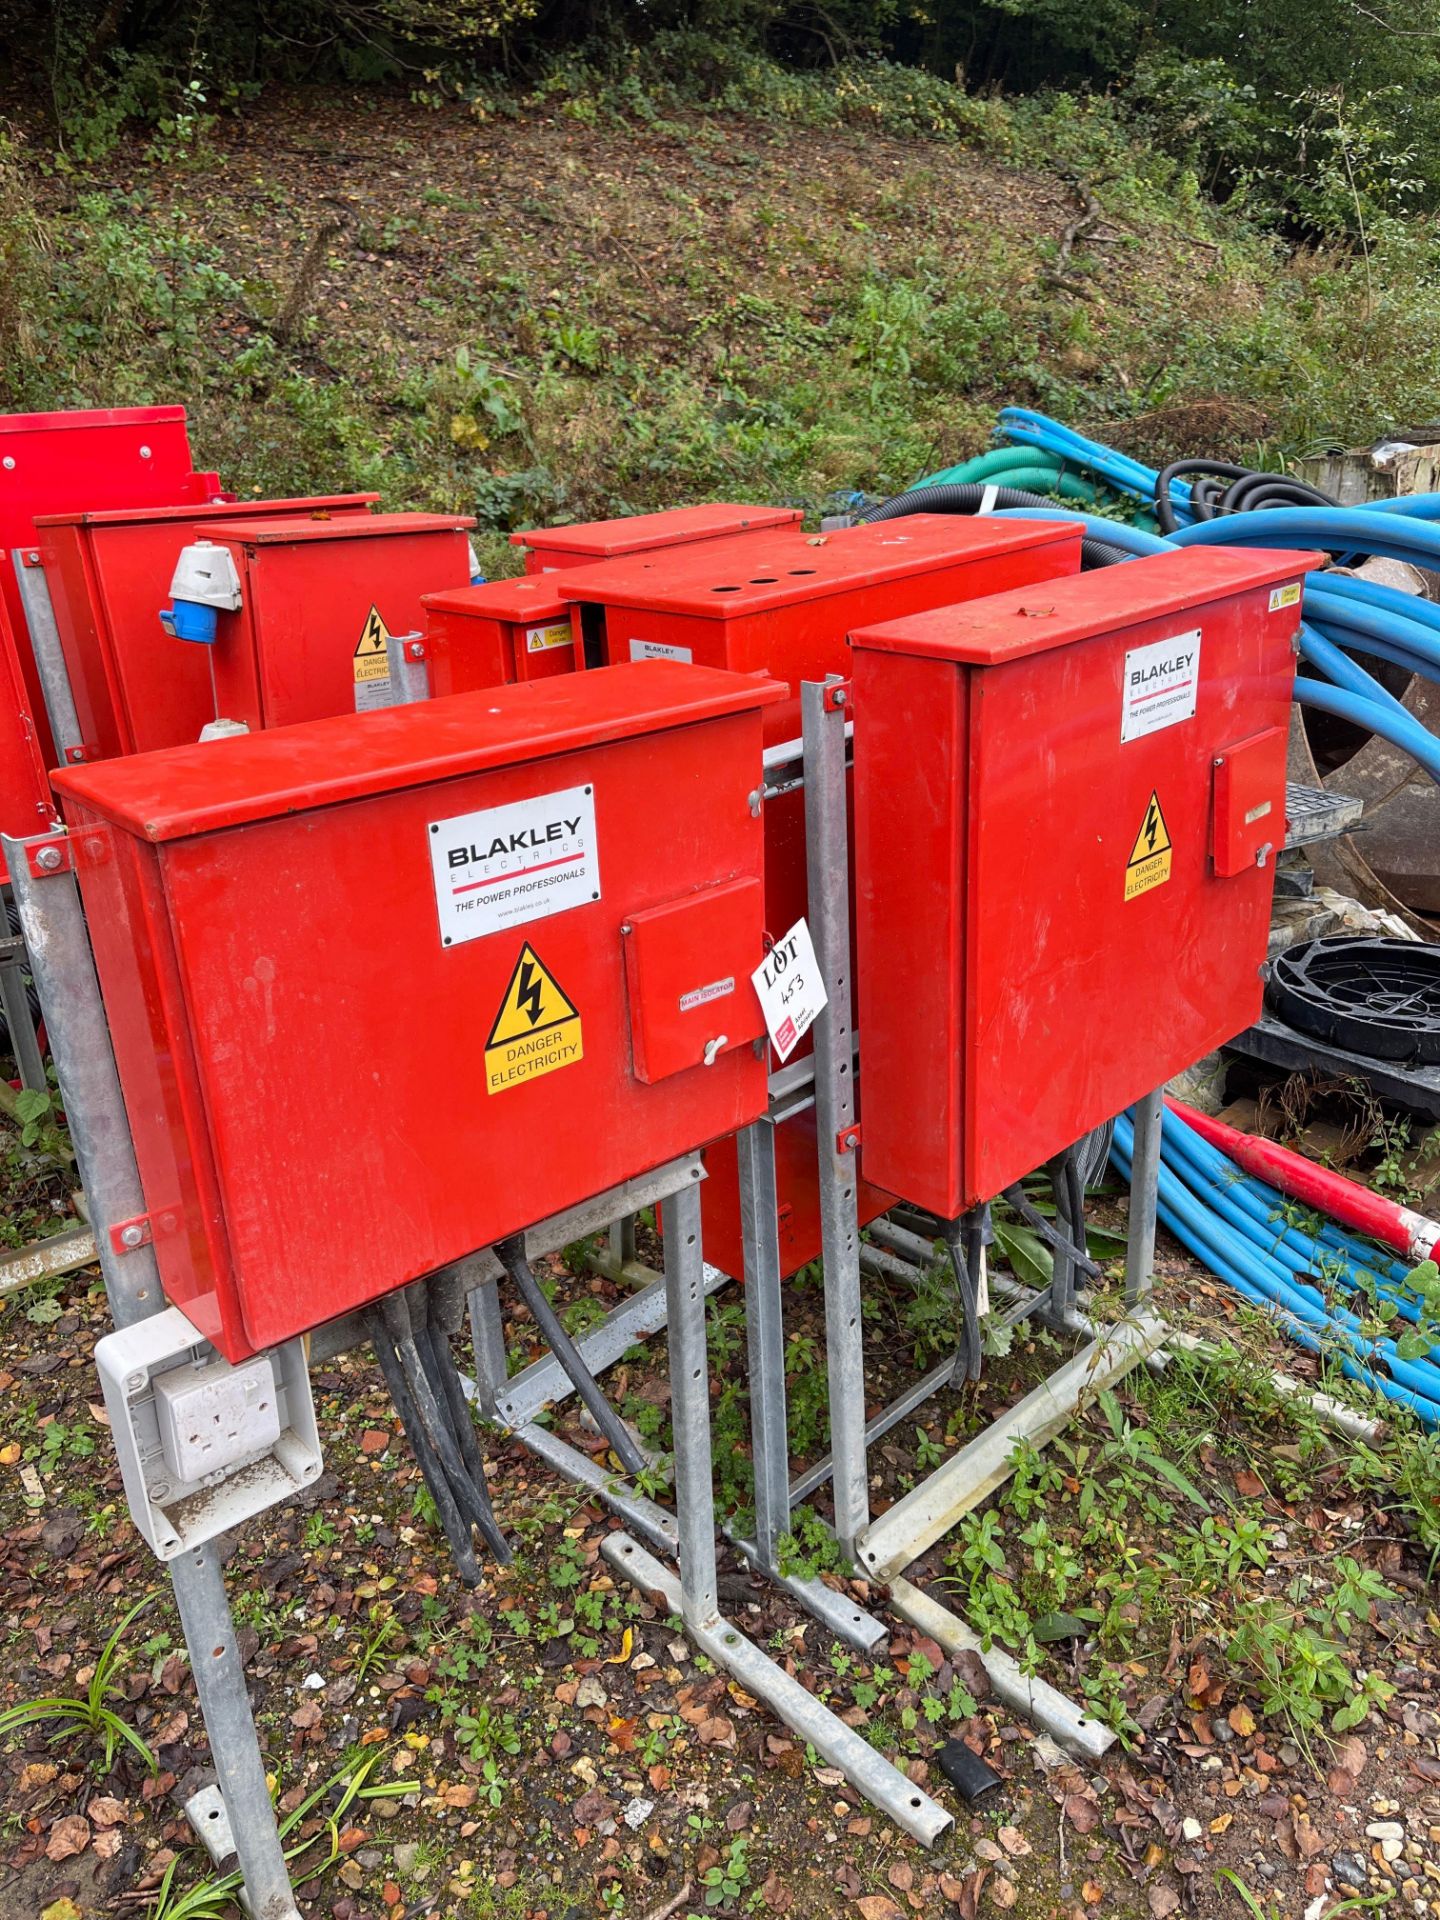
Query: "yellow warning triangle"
1128 790 1172 866
486 944 580 1048
354 605 391 660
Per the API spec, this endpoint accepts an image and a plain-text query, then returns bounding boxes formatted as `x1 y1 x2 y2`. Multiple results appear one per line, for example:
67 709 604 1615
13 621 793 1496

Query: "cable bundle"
878 407 1440 791
1110 1105 1440 1426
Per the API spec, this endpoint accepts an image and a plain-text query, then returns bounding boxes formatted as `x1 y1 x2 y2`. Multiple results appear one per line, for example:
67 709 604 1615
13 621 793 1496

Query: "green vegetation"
929 1333 1440 1748
0 1593 158 1774
2 37 1439 580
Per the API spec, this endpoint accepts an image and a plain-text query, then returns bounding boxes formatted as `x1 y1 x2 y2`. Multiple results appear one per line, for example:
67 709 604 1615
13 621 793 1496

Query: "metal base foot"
512 1421 887 1655
601 1530 951 1847
856 1308 1169 1582
887 1577 1113 1763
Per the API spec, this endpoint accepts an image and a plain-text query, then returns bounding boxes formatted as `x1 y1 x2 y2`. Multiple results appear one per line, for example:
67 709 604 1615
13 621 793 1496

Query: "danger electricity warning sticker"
353 605 396 713
525 622 572 655
1124 790 1173 901
484 944 583 1095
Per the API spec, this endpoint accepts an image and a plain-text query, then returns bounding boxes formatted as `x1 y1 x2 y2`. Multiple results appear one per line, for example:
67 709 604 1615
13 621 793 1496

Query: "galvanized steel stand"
5 829 303 1920
795 680 1172 1762
594 1176 950 1846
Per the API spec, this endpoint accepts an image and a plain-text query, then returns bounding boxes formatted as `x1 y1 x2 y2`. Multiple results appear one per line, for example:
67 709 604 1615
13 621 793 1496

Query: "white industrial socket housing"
167 541 243 611
153 1352 282 1485
95 1306 321 1560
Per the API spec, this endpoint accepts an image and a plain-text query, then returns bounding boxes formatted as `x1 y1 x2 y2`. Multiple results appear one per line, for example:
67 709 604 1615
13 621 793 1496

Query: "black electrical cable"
366 1306 483 1586
417 1287 512 1565
1153 457 1338 535
380 1290 511 1552
942 1210 985 1384
1152 460 1252 533
999 1179 1102 1282
1065 1152 1089 1301
493 1234 648 1476
860 481 1126 571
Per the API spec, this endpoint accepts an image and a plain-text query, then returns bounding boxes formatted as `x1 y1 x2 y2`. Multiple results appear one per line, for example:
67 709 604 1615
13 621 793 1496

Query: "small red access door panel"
0 406 220 861
203 512 474 730
55 661 782 1362
850 546 1317 1221
37 495 379 761
558 513 1084 745
512 503 801 575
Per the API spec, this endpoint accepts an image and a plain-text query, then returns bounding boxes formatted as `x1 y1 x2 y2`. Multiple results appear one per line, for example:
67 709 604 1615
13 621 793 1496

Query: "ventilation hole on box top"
711 585 742 593
749 576 778 584
788 568 817 576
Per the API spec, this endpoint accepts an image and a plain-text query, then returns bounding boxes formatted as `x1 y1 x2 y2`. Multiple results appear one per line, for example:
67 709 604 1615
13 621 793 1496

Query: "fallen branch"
1043 179 1104 293
641 1878 694 1920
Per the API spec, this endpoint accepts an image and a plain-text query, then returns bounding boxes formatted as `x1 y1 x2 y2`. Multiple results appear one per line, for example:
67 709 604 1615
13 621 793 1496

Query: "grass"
3 51 1440 579
0 1592 158 1775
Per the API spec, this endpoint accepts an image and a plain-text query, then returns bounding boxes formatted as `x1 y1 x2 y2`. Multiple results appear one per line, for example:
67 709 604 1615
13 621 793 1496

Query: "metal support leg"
466 1277 508 1418
601 1174 946 1843
663 1179 719 1629
802 678 869 1556
5 835 156 1328
738 1122 790 1565
172 1544 301 1920
11 552 85 764
1126 1089 1164 1305
4 830 299 1918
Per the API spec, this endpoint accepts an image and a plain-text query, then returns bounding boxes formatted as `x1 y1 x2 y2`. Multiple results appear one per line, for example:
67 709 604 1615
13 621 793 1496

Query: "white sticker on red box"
751 918 826 1063
430 783 599 948
629 637 693 664
1121 629 1201 743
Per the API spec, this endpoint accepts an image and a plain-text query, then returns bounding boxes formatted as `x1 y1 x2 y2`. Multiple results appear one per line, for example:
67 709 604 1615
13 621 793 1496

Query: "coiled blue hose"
1111 1109 1440 1424
987 504 1440 783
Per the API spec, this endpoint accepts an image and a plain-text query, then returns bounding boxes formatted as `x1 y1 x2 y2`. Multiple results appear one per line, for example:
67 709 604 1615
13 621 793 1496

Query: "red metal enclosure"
557 514 1084 745
423 575 579 693
850 545 1317 1220
37 496 379 762
55 661 782 1362
0 406 221 863
645 515 1085 1282
203 512 474 731
512 503 802 575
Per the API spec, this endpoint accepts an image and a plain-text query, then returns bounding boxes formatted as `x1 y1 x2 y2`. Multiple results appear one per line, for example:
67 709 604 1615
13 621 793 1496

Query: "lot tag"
751 918 826 1063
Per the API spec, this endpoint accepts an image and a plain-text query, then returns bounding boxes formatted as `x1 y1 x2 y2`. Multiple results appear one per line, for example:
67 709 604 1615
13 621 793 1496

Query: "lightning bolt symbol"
1145 800 1160 852
516 959 544 1027
365 609 384 648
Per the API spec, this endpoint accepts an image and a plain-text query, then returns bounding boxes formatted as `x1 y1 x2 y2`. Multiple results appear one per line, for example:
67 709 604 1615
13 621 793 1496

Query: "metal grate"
1284 783 1363 849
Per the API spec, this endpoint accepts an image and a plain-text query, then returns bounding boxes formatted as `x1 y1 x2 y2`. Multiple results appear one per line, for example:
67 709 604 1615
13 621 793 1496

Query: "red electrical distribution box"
512 503 801 575
201 511 474 731
562 512 1085 1283
37 495 379 762
423 575 579 693
54 661 782 1362
850 545 1317 1221
557 513 1084 744
0 406 221 862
